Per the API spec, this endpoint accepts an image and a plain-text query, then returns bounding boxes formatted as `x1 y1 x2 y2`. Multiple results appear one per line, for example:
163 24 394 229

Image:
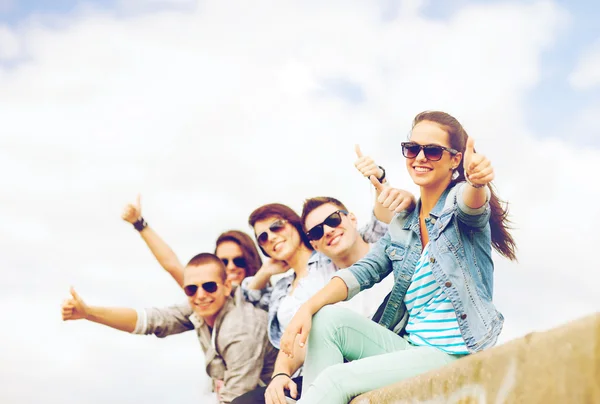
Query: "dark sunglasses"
256 219 287 246
221 257 247 268
306 210 348 241
401 142 458 161
183 281 219 297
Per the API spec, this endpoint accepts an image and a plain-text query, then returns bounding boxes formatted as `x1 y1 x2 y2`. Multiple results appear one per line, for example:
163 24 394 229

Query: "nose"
323 224 336 237
415 148 428 161
193 287 209 301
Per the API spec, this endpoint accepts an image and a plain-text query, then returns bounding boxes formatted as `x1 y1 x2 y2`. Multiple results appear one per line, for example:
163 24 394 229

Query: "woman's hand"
463 138 494 186
280 306 313 358
354 145 384 181
121 194 142 224
261 258 290 277
247 259 290 290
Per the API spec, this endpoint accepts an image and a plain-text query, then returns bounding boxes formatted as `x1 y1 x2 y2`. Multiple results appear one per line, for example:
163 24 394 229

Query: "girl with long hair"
279 111 517 404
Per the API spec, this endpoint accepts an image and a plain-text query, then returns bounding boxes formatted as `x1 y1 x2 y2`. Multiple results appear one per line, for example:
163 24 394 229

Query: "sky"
1 0 599 403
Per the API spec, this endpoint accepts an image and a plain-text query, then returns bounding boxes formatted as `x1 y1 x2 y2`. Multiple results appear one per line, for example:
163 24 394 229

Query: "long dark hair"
413 111 517 261
215 230 262 277
248 203 313 258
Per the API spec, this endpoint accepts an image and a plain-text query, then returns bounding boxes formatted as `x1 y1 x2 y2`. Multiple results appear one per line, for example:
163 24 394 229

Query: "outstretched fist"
463 138 494 186
61 287 89 321
121 194 142 224
354 145 383 180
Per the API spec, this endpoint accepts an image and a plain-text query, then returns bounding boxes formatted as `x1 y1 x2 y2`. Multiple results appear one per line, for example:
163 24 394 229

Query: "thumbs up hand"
121 194 142 224
354 145 384 181
463 138 494 187
371 176 416 214
61 287 89 321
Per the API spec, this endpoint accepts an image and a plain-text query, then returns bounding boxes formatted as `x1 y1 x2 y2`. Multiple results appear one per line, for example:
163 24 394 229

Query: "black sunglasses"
256 219 287 246
401 142 458 161
221 257 247 268
183 281 219 297
306 210 348 241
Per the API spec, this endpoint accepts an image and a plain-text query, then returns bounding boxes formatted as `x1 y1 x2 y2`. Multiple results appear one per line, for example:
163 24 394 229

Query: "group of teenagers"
61 111 517 404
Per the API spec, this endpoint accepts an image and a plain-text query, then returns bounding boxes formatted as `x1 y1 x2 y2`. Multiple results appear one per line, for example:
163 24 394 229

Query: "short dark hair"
301 197 348 231
215 230 262 277
185 252 226 281
248 203 313 257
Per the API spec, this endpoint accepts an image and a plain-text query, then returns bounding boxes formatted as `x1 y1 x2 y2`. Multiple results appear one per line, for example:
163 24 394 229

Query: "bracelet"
133 217 148 232
465 174 485 189
377 165 386 183
270 373 291 382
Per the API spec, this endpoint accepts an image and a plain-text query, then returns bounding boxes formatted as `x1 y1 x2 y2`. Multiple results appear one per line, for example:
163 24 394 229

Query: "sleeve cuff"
241 276 263 302
457 182 491 215
132 309 147 334
333 268 361 300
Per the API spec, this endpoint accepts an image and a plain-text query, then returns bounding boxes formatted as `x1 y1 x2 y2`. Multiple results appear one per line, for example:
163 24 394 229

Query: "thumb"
465 137 475 157
136 193 141 209
70 286 82 303
369 175 385 192
289 381 298 399
354 144 363 158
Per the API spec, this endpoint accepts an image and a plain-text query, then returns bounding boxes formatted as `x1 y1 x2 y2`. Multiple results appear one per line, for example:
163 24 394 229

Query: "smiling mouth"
273 241 284 252
413 166 432 173
328 233 343 246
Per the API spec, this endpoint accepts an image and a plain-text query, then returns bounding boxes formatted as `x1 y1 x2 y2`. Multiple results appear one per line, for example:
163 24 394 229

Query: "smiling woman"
279 110 518 404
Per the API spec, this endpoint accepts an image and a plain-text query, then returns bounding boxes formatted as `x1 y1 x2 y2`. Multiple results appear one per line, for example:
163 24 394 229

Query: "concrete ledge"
351 313 600 404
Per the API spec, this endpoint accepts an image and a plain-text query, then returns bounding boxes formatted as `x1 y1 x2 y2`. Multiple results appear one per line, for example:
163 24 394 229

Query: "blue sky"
2 1 599 145
421 0 600 146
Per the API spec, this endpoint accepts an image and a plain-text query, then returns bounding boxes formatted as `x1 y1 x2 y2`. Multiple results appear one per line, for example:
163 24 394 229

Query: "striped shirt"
404 244 469 355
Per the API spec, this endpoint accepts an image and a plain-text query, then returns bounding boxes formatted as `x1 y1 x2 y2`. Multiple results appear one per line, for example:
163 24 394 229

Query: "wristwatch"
133 217 148 232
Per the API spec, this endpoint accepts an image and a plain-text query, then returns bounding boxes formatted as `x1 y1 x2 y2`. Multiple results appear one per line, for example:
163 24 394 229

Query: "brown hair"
214 230 262 277
412 111 517 261
248 203 313 257
300 197 348 231
185 252 227 281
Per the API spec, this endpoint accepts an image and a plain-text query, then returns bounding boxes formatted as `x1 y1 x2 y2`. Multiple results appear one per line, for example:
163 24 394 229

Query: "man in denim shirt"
61 253 277 403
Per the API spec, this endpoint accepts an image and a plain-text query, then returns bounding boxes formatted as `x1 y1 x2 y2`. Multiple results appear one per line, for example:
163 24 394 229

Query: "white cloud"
569 39 600 90
2 1 598 403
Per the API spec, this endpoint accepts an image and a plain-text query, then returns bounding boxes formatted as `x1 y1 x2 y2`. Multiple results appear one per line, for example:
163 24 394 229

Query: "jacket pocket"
386 243 411 282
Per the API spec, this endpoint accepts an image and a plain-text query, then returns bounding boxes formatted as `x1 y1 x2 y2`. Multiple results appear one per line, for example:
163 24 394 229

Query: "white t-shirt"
276 244 394 330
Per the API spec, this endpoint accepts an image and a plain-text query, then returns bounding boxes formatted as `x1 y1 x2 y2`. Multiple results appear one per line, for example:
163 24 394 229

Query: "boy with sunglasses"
233 191 413 404
61 253 278 404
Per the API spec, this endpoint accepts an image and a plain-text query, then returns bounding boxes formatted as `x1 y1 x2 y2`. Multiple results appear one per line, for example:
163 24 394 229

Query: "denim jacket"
336 182 503 353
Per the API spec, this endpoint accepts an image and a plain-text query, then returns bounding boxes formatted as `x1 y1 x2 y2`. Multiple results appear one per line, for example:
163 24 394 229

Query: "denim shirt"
335 182 503 353
242 212 388 349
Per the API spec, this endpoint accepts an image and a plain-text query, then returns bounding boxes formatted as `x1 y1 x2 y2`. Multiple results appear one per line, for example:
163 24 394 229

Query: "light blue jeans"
298 306 464 404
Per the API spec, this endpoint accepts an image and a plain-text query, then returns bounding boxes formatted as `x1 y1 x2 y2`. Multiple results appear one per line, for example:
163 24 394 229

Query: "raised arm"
121 194 185 288
462 137 493 209
61 287 194 337
61 287 138 333
354 145 415 225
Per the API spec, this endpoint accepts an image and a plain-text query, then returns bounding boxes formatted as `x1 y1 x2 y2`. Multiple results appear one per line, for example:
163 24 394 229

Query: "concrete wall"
351 313 599 404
